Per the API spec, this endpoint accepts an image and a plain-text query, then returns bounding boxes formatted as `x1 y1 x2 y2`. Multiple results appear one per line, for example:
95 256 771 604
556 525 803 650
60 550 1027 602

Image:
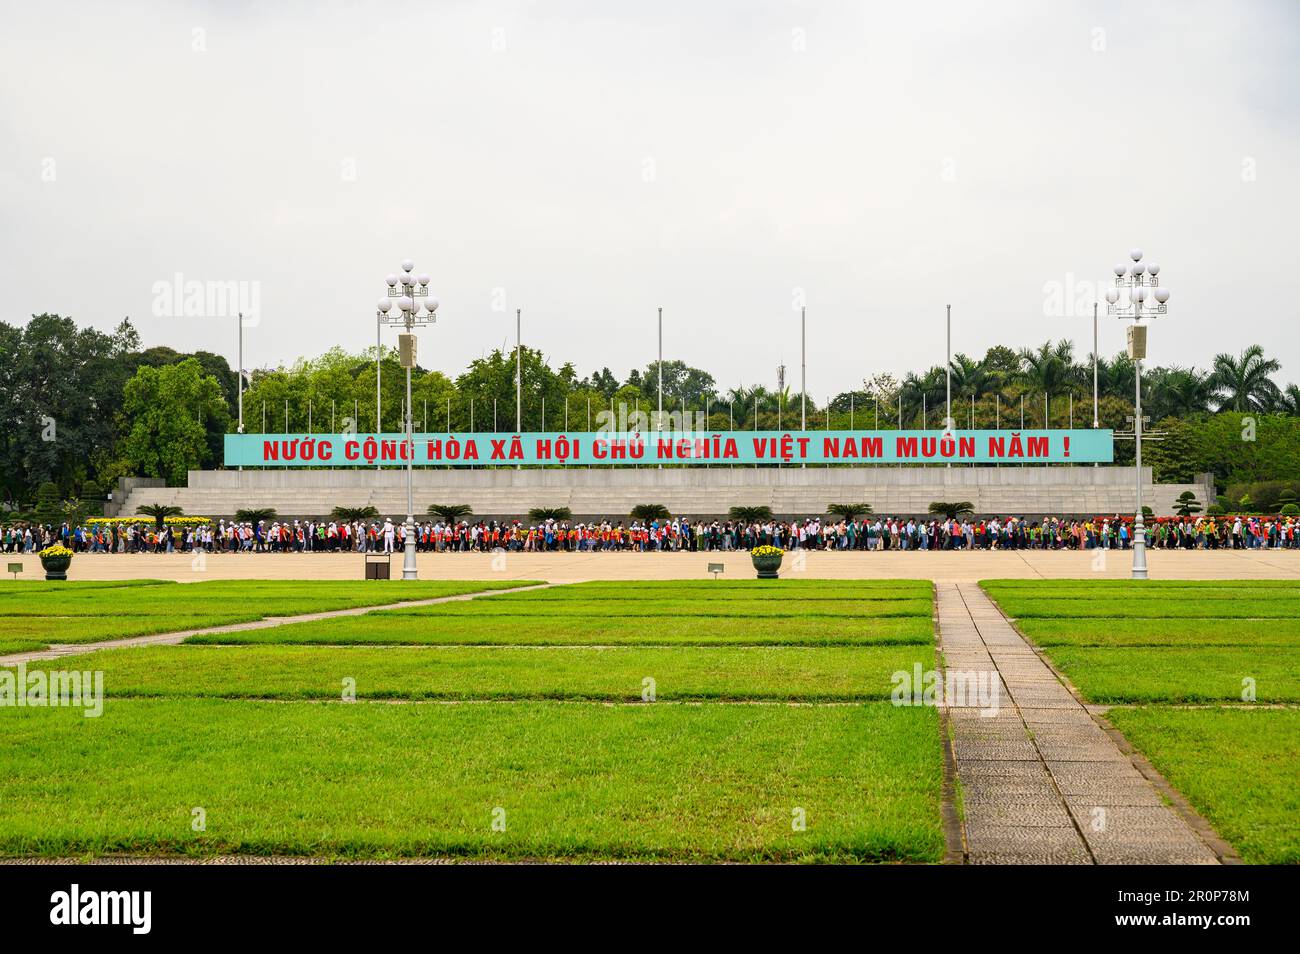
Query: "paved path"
0 583 549 666
6 549 1300 583
937 582 1224 865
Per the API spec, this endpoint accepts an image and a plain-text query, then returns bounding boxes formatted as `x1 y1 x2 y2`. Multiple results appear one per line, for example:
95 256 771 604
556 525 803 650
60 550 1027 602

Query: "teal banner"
224 429 1114 467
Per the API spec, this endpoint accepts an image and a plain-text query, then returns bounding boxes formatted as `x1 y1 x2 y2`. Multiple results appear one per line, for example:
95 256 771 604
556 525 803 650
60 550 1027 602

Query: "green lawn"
0 640 46 657
0 699 943 862
1042 646 1300 703
1106 708 1300 865
981 578 1300 865
0 578 946 862
191 613 932 646
988 596 1300 619
20 644 929 701
1016 617 1300 648
387 597 933 618
486 580 932 602
0 579 540 651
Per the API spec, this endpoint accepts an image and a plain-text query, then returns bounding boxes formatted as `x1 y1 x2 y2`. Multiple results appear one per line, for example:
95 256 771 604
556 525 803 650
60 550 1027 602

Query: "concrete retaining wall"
117 467 1217 521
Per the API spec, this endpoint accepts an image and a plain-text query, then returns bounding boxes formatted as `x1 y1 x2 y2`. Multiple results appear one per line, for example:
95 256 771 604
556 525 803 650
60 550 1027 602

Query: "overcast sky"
2 0 1298 400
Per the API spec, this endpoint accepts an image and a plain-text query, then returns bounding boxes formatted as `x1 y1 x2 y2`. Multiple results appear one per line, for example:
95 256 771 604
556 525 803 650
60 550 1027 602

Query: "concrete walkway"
0 583 549 666
6 549 1300 583
938 582 1224 865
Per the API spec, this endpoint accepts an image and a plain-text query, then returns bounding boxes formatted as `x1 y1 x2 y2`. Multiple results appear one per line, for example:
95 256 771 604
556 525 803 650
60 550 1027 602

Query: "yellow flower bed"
750 545 785 557
38 544 73 558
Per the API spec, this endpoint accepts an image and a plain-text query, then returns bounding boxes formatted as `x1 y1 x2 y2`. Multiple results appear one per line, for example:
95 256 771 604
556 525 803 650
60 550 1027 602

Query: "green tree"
0 314 141 507
121 359 229 484
641 360 718 411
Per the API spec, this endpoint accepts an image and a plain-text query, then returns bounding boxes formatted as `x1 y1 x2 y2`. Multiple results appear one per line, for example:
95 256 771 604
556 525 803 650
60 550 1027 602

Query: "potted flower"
38 543 73 581
750 544 784 580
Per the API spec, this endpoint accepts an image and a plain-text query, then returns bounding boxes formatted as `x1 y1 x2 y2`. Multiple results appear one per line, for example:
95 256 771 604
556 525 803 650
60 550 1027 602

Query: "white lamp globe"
1154 287 1170 304
398 296 414 312
1113 264 1127 277
377 299 391 312
1129 248 1144 262
417 273 430 286
1133 287 1148 301
1105 289 1120 304
426 298 439 312
1147 263 1161 277
1130 262 1146 276
401 259 415 273
385 274 398 287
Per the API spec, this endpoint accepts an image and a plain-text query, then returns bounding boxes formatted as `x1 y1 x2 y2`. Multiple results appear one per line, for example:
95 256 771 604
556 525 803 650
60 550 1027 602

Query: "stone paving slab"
939 581 1223 866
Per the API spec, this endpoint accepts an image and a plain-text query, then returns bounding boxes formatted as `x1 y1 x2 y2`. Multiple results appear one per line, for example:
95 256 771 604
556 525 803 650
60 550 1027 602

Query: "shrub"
33 482 62 525
1174 490 1202 517
1281 504 1300 516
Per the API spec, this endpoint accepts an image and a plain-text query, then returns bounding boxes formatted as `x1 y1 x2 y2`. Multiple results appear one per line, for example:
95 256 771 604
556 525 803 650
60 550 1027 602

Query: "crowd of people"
4 513 1300 555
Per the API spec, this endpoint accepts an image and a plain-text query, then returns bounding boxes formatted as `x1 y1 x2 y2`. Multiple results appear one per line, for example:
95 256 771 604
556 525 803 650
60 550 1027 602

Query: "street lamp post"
377 261 439 581
1105 248 1170 581
944 304 953 469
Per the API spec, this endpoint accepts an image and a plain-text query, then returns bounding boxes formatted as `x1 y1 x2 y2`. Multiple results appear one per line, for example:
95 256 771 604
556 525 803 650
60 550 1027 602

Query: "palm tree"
729 505 774 522
898 368 946 427
1017 341 1076 424
331 505 379 521
234 507 277 524
1278 383 1300 416
427 503 473 523
1145 367 1215 420
136 503 183 531
630 503 670 520
1096 353 1136 402
928 501 975 519
948 353 999 401
827 502 873 520
528 506 572 522
1209 345 1281 412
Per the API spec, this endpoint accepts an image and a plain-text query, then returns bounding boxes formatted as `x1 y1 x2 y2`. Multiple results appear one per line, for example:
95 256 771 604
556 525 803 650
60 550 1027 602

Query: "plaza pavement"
9 548 1300 583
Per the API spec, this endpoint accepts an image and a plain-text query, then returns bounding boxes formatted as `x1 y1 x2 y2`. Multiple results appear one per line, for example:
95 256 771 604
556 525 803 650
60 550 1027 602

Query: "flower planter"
751 553 783 580
39 553 72 581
